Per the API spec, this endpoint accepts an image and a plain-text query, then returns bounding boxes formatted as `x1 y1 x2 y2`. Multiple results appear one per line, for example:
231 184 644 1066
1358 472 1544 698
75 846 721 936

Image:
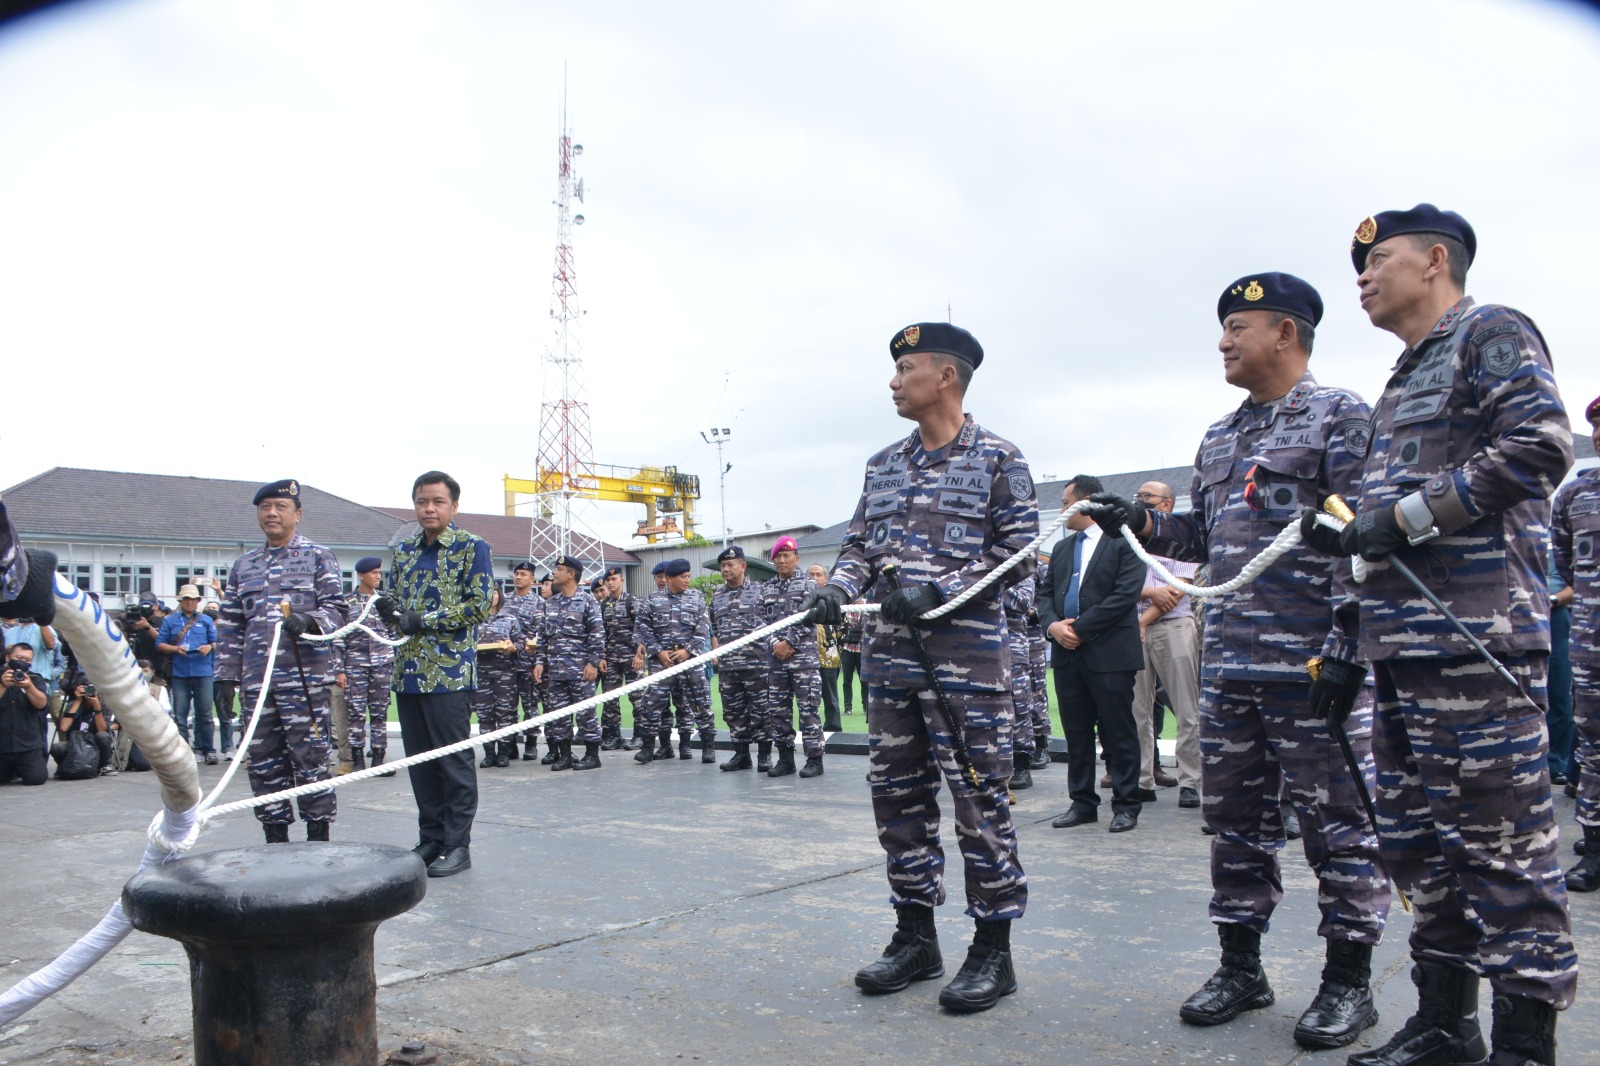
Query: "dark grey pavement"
3 738 1598 1065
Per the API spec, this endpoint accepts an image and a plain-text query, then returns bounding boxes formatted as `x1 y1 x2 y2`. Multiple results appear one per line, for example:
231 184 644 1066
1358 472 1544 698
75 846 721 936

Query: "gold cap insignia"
1354 215 1378 245
903 326 920 347
288 480 299 495
1231 285 1243 295
1243 280 1264 302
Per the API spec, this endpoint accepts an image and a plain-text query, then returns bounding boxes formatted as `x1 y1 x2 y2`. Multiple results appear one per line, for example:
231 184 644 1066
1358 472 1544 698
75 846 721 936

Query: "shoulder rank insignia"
1243 280 1264 302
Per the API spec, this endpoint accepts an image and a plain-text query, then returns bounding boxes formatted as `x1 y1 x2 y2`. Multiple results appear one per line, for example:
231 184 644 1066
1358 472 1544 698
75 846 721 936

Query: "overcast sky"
2 0 1597 551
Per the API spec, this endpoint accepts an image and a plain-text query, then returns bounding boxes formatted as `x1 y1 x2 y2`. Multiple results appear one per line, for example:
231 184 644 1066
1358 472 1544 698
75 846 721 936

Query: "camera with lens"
7 659 29 682
122 604 152 625
82 684 97 698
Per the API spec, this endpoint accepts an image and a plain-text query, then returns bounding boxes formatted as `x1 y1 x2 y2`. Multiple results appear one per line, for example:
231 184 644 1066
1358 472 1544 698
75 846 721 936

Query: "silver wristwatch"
1396 490 1441 546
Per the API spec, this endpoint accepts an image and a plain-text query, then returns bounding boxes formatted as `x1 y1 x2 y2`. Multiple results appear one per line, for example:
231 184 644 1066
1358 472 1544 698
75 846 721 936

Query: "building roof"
796 519 852 551
2 467 402 549
376 508 640 566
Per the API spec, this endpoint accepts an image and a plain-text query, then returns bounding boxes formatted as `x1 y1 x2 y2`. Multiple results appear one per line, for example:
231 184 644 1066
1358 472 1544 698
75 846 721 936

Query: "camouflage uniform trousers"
1028 641 1051 749
1200 678 1390 944
867 685 1025 920
636 660 714 739
344 662 394 754
1008 643 1035 751
600 661 641 738
244 684 335 825
472 655 520 742
1572 660 1600 828
766 660 824 757
717 665 769 744
516 672 545 745
545 678 600 743
1372 655 1576 1006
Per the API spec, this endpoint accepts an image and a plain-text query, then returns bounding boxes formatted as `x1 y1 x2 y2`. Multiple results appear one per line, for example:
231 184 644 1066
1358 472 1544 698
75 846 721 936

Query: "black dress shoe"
1109 811 1138 833
427 846 472 878
412 840 444 865
1136 788 1159 802
1051 807 1097 828
1179 787 1200 808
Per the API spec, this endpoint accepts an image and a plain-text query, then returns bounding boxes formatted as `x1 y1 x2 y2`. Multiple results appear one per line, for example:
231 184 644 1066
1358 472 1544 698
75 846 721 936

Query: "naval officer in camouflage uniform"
1556 393 1600 893
710 545 770 771
535 555 606 771
1095 273 1389 1050
1025 603 1051 770
598 565 643 751
332 555 396 775
631 558 715 763
803 322 1037 1015
216 479 348 843
505 560 543 761
1301 205 1575 1066
762 535 826 778
472 589 524 769
1002 577 1037 790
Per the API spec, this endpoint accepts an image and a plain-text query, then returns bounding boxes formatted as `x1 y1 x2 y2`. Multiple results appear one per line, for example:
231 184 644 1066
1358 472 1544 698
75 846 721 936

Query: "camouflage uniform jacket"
332 587 396 674
633 589 710 661
216 533 347 691
1354 299 1572 661
599 591 640 663
537 590 604 681
477 608 524 665
505 590 543 671
383 524 494 694
828 416 1038 694
710 580 768 671
1551 468 1599 667
1145 372 1368 681
762 573 821 667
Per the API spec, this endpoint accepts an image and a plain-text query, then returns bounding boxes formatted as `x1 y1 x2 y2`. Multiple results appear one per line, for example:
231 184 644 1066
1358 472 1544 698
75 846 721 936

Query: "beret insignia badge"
1353 215 1378 246
903 325 921 348
288 480 299 495
1243 280 1264 302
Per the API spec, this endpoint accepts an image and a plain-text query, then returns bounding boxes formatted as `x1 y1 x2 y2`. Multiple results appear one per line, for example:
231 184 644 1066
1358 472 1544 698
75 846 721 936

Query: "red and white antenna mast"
530 90 604 570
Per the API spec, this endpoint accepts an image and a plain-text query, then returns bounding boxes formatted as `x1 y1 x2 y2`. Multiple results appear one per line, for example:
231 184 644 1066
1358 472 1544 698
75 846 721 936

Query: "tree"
689 573 724 605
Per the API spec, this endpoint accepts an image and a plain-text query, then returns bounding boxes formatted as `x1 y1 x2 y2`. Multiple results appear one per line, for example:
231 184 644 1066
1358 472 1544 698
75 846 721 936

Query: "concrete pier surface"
4 736 1597 1065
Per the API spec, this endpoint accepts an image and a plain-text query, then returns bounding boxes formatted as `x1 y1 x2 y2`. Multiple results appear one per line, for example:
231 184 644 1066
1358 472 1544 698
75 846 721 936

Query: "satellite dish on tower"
575 178 585 202
572 144 583 156
574 214 585 225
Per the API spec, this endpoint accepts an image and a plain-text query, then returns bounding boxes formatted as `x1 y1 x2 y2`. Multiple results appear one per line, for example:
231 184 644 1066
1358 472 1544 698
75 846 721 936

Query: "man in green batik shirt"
378 470 494 878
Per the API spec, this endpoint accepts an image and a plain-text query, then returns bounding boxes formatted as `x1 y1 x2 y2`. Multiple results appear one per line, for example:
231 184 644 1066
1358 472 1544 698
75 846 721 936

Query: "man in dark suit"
1038 475 1148 832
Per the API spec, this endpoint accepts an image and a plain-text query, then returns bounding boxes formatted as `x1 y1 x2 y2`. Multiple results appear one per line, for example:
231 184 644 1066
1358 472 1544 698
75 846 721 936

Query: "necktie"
1062 535 1086 619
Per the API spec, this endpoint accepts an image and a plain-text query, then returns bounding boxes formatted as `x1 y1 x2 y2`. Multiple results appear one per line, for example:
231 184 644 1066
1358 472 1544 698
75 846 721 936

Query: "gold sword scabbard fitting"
1322 495 1357 524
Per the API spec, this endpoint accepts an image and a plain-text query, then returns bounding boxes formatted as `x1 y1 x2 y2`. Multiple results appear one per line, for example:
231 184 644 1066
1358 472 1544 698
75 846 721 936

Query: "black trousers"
397 690 478 847
840 650 863 712
819 667 842 730
1054 657 1141 815
0 748 47 785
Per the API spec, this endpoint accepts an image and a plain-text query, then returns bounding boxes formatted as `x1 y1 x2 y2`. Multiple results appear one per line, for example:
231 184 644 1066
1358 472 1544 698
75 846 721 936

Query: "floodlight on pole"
699 428 733 547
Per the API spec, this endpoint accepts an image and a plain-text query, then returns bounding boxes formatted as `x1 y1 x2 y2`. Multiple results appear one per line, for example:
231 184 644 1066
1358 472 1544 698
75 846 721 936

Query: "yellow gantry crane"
504 464 701 544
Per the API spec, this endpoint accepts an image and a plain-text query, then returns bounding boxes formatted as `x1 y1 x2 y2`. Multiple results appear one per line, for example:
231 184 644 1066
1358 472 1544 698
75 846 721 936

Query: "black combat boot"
1488 993 1556 1066
634 737 654 764
678 730 694 760
1011 748 1034 791
541 739 560 765
350 750 366 772
504 739 520 761
573 742 601 771
494 742 510 769
700 731 716 763
938 919 1017 1013
1564 825 1600 891
522 733 541 759
1179 924 1275 1026
263 823 290 844
757 741 773 773
479 746 497 768
721 744 753 772
855 905 943 994
370 749 396 777
1349 960 1487 1066
551 740 574 771
655 732 674 761
601 731 623 752
800 754 824 778
1293 939 1377 1049
1030 746 1050 770
306 820 330 842
768 747 797 777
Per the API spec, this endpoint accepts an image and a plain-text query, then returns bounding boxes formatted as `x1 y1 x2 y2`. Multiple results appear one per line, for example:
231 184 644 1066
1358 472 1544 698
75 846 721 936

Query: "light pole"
699 428 732 547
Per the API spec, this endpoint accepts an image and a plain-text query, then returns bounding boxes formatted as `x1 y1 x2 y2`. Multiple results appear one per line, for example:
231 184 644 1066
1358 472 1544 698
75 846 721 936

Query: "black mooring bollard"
123 842 427 1066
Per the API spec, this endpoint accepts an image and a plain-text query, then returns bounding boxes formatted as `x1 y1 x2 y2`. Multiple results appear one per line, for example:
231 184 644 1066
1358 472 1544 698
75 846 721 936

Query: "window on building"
55 562 93 592
103 565 133 596
175 566 208 595
341 570 354 593
213 565 229 592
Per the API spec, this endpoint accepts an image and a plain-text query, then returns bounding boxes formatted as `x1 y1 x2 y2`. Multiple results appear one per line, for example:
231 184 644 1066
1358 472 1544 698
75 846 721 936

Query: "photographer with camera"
0 643 49 785
50 673 116 779
121 601 166 694
157 584 220 763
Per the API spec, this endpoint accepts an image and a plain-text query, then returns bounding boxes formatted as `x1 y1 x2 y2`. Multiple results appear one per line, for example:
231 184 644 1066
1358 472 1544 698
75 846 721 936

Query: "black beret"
513 560 537 574
555 555 584 579
663 558 692 577
252 479 301 506
1216 272 1324 327
651 561 667 575
603 565 623 579
1351 203 1476 273
354 556 383 574
716 546 745 563
888 322 983 369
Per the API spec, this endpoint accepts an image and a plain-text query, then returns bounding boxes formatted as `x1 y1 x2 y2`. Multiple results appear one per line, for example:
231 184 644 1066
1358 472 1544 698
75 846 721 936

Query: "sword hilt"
1322 495 1357 524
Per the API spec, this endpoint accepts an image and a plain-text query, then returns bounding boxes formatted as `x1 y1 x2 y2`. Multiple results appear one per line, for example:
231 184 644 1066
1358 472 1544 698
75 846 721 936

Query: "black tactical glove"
1309 656 1368 728
1298 508 1345 556
374 594 401 627
800 584 848 625
1299 505 1407 562
281 611 314 638
1087 492 1147 537
398 609 425 636
880 582 945 625
0 548 59 626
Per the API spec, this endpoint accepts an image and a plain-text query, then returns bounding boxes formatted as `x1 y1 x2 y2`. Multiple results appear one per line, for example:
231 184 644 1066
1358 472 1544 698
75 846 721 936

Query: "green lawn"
377 673 1180 738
